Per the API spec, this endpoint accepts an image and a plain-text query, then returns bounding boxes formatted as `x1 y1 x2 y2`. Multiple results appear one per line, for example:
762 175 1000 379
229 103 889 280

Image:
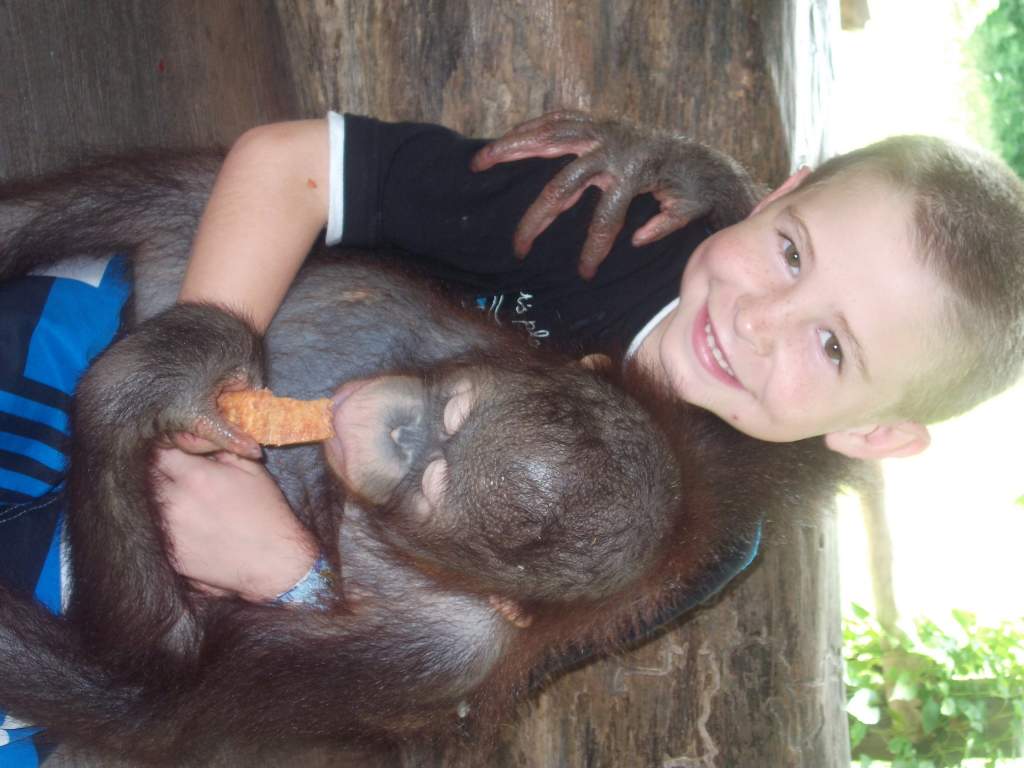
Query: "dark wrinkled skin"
0 118 852 765
471 110 765 277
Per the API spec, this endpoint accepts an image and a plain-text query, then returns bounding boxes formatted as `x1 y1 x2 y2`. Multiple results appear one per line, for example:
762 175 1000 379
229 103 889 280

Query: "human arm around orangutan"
180 110 759 332
164 110 759 601
178 118 330 334
162 112 650 600
169 119 333 598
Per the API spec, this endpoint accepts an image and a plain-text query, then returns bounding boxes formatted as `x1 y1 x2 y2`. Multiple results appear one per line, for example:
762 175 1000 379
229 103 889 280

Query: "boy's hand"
472 110 760 279
154 447 317 602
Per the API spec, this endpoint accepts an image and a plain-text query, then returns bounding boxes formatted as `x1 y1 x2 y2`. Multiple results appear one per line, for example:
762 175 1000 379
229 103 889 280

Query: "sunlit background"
828 1 1024 764
832 0 1024 628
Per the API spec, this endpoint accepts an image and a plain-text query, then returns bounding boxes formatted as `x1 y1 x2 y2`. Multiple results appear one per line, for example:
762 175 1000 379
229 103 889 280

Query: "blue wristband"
275 554 334 608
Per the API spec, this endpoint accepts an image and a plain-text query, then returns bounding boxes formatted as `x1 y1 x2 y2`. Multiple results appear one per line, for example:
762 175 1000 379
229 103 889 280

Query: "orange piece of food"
217 389 334 446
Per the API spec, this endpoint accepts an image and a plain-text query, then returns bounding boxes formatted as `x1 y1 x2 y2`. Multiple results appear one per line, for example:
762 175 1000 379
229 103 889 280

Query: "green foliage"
968 0 1024 177
844 605 1024 767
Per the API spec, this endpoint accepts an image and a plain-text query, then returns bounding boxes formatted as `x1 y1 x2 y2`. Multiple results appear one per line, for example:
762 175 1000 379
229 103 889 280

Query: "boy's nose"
734 293 788 355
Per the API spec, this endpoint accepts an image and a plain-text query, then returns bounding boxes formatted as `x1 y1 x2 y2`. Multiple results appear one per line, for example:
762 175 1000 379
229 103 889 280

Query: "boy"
159 111 1024 603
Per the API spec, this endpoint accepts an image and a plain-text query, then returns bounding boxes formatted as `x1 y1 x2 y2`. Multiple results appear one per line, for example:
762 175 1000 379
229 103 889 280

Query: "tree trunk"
0 1 848 766
855 461 899 634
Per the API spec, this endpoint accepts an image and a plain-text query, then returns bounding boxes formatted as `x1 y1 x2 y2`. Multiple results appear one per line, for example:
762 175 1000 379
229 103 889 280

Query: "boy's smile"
693 304 742 388
637 171 947 456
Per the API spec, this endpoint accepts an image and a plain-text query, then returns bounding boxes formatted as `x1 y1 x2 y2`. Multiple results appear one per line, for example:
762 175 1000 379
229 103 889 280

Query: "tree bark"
275 2 848 766
855 461 899 634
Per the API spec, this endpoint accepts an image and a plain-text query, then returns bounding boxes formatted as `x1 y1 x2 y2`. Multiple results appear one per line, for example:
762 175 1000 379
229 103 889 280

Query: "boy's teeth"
705 321 735 377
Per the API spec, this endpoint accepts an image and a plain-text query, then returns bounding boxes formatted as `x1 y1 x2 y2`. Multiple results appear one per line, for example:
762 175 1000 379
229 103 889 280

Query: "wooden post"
0 0 296 176
276 2 849 765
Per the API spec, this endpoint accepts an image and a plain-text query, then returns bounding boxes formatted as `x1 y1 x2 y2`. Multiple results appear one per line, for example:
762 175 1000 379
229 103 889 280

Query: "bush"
968 0 1024 178
844 605 1024 767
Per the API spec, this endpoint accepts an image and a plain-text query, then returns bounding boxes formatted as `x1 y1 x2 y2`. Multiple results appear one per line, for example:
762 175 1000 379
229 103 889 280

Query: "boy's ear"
824 421 931 460
751 166 813 216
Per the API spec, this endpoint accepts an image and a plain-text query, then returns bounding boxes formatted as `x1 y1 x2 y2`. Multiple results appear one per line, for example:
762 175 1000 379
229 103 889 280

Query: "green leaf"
890 671 919 702
952 608 976 630
968 0 1024 178
888 735 914 757
921 697 941 734
844 604 1024 764
959 699 987 732
849 719 867 749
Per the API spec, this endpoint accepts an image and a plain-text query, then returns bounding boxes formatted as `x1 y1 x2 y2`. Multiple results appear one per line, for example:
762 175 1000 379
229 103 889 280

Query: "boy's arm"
169 120 333 601
165 115 525 603
178 119 330 332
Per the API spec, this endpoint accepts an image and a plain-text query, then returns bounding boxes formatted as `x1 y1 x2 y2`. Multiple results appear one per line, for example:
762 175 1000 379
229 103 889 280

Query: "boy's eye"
818 329 843 368
782 238 801 275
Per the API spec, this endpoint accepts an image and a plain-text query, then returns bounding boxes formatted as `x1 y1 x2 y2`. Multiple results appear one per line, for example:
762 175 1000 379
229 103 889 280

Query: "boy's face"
641 171 945 458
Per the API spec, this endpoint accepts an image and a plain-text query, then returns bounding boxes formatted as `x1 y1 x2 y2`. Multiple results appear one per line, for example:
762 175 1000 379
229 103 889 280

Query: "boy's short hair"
804 136 1024 424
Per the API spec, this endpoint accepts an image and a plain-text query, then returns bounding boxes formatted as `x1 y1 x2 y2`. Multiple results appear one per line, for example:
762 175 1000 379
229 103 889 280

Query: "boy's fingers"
169 432 222 455
208 450 267 478
154 447 252 483
153 446 209 481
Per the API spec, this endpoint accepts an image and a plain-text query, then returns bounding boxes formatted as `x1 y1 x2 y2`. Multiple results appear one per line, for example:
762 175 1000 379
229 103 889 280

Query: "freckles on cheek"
786 374 818 402
763 377 819 427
